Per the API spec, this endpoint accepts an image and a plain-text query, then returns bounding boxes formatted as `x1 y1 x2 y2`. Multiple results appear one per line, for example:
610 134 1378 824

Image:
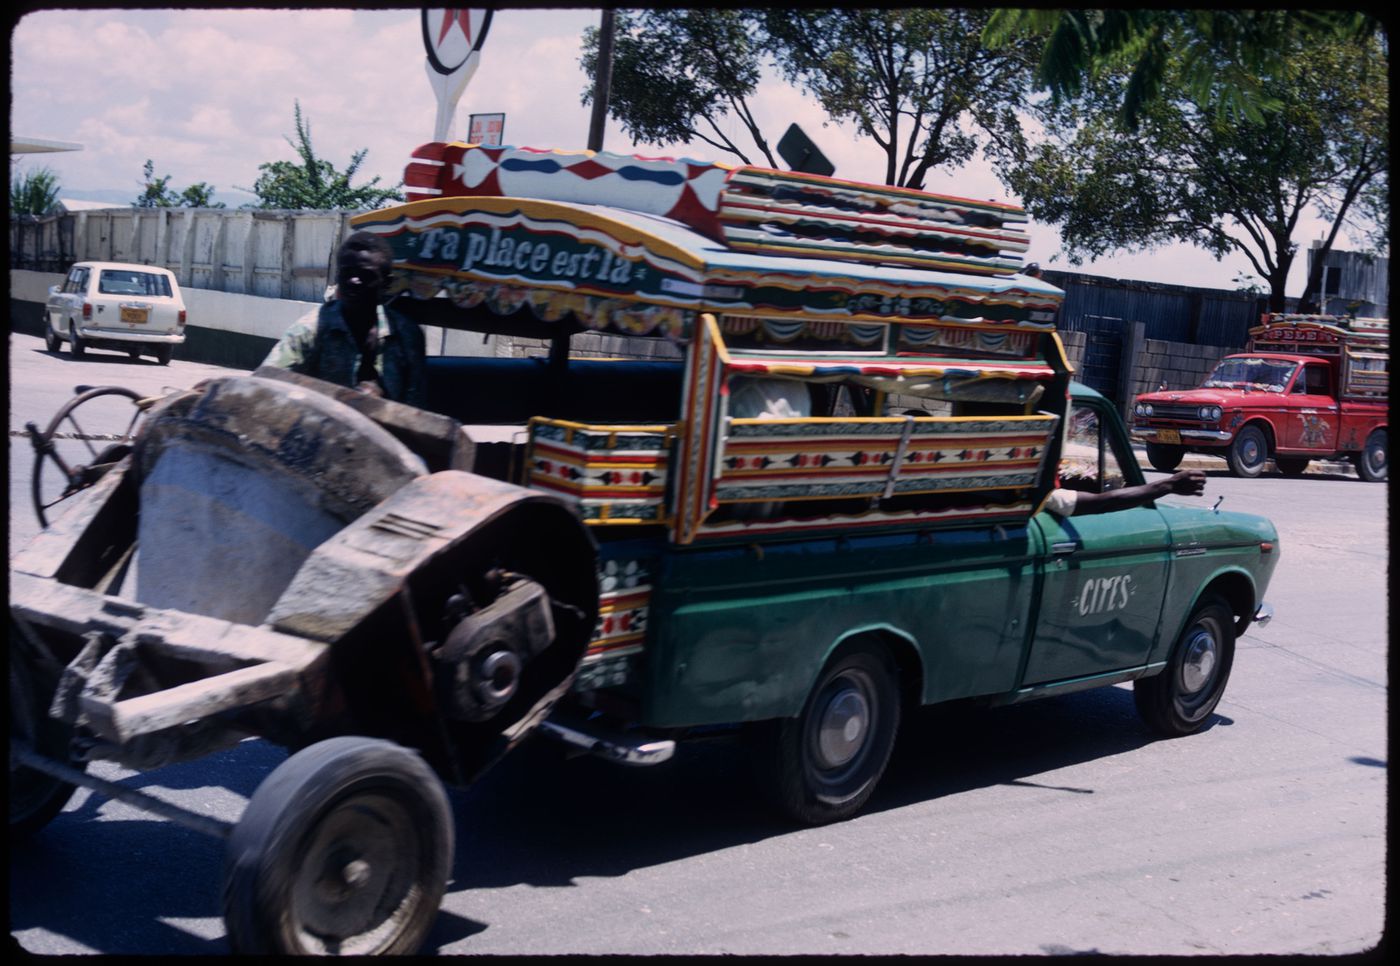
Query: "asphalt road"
8 331 1388 955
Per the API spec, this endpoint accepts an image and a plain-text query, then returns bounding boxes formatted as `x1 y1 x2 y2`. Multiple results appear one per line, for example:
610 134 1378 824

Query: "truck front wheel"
1226 426 1268 478
750 643 900 825
1133 595 1235 737
1145 442 1184 472
1354 429 1386 482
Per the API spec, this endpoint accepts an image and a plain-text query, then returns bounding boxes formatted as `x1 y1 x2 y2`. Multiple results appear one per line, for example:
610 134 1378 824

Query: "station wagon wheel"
127 347 142 361
44 324 60 353
67 321 85 358
1274 457 1309 477
222 737 453 956
751 642 901 825
1226 426 1268 478
1144 442 1184 473
9 643 86 840
1133 595 1235 737
29 385 146 528
1354 429 1386 482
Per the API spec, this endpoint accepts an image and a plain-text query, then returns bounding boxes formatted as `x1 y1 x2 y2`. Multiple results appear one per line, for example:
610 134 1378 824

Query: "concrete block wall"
1130 338 1237 396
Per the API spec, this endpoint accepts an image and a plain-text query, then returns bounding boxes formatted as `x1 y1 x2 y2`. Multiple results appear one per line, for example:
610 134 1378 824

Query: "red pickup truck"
1131 314 1388 482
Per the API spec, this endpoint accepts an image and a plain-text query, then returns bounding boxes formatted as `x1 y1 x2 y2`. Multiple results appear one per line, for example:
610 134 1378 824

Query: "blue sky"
10 7 1351 295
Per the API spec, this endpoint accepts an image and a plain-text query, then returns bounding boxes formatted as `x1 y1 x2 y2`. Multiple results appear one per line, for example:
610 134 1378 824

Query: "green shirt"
262 300 428 406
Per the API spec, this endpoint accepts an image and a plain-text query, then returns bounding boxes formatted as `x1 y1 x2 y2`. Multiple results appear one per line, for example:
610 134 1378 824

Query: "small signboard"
776 123 835 178
468 113 506 146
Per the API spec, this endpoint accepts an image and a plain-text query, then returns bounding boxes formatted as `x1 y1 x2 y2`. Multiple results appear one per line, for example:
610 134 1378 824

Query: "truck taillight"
178 309 187 326
82 302 92 320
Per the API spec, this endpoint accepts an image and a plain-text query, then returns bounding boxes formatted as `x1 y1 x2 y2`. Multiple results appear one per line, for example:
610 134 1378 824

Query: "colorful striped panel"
1343 350 1388 398
697 498 1037 541
673 315 728 544
528 419 674 524
576 555 655 691
715 415 1057 503
719 168 1030 277
899 324 1039 358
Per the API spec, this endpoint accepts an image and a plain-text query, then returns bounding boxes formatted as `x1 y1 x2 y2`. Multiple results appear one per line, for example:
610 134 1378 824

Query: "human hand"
1168 469 1207 496
354 380 385 398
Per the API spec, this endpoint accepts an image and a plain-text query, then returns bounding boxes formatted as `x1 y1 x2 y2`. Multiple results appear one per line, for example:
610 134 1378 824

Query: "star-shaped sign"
437 9 473 46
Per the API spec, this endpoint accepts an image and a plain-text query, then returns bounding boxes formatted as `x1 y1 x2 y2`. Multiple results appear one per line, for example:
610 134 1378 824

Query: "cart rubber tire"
1133 595 1235 737
9 654 84 840
44 326 61 353
68 322 85 358
1145 442 1185 473
1353 429 1387 482
1225 425 1268 478
750 642 901 825
154 344 173 366
1274 457 1309 477
222 737 453 956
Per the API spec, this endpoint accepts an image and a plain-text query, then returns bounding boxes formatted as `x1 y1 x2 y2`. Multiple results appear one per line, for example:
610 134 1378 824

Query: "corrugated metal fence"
1044 269 1264 349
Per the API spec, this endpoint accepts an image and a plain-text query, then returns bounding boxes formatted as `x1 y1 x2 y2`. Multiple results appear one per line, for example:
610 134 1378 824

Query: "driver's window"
1060 402 1127 494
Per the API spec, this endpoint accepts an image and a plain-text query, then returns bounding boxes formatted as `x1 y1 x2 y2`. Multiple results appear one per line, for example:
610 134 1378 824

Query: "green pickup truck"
10 145 1279 954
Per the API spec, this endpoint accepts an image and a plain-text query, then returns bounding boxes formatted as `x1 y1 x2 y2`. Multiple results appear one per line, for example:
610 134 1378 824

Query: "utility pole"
586 8 615 152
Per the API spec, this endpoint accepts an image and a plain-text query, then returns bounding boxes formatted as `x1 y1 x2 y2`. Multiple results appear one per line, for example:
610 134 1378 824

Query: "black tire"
68 321 85 358
1274 457 1309 477
154 344 173 366
222 737 453 956
751 642 901 825
128 347 143 361
1145 442 1185 473
1133 596 1235 737
1353 429 1387 482
44 325 61 353
1225 425 1268 478
9 651 85 840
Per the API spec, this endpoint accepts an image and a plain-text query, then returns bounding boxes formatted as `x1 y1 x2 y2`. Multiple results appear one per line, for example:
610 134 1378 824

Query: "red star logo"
437 9 473 46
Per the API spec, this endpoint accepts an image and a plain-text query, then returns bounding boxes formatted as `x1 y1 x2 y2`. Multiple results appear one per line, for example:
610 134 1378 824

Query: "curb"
1131 447 1358 479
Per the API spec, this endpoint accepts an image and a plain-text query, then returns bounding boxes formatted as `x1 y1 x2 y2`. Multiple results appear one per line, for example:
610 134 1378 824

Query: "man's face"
336 250 388 310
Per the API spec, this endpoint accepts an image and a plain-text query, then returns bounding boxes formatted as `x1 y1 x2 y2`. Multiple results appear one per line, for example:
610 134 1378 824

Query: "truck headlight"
1198 405 1221 421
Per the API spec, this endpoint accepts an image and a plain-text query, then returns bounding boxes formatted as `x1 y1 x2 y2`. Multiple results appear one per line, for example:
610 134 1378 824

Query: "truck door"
1278 362 1339 452
1024 397 1172 685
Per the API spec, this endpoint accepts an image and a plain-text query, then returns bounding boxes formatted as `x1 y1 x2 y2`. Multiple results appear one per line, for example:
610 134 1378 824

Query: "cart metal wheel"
222 737 454 956
68 321 85 358
751 642 901 825
1225 425 1268 478
1353 429 1387 482
28 385 146 528
1133 595 1235 737
1145 442 1184 473
9 648 85 840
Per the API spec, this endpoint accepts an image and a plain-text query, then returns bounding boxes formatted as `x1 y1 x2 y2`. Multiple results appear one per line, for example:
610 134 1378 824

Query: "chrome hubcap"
816 686 870 769
1180 628 1218 693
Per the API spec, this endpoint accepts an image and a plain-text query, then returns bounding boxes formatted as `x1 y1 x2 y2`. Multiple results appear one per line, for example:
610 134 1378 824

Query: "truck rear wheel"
751 642 900 825
1226 426 1268 478
1133 595 1235 737
1145 442 1184 472
222 737 453 955
1354 430 1386 482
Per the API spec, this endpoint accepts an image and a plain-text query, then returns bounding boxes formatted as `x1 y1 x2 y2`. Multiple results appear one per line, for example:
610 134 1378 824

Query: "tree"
241 101 402 210
581 9 777 166
997 33 1388 313
582 9 1037 189
983 9 1379 132
10 165 61 215
136 159 225 208
761 8 1037 189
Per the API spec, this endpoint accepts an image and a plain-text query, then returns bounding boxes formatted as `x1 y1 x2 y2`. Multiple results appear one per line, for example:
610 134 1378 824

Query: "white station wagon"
45 261 187 365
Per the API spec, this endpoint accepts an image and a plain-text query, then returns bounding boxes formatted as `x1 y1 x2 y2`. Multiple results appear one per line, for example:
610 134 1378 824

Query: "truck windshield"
1202 357 1297 393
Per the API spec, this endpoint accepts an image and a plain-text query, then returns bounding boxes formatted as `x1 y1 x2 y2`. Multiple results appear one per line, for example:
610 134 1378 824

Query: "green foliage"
582 10 776 166
984 9 1379 131
998 31 1388 311
136 159 226 208
241 101 402 210
583 8 1036 188
10 165 61 215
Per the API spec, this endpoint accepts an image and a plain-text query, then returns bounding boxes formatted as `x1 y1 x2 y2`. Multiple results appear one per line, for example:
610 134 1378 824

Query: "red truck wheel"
1274 457 1309 476
1145 442 1184 472
1226 426 1268 478
1353 430 1387 482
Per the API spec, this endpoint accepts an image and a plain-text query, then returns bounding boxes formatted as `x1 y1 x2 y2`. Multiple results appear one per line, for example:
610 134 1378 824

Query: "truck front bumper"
1131 427 1233 444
